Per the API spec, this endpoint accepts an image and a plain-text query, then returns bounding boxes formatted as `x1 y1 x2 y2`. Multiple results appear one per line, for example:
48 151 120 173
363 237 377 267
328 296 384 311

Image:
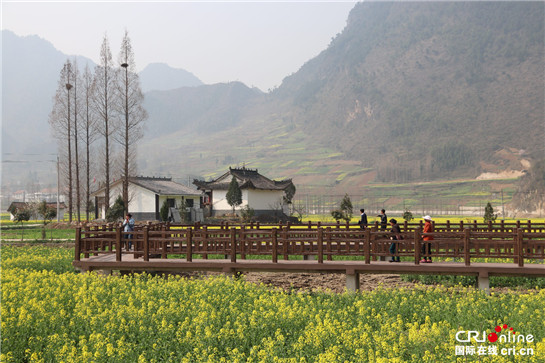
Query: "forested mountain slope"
268 1 544 182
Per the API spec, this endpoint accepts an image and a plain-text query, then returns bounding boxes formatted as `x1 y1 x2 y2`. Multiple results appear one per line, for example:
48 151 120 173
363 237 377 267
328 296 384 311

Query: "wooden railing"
75 223 545 267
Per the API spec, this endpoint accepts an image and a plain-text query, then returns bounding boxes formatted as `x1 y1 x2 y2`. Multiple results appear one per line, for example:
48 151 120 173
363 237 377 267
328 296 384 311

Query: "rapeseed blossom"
1 246 544 362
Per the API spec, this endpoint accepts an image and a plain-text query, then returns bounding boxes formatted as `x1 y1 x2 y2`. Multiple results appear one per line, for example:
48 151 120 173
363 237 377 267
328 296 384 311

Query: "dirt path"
241 272 417 293
170 271 418 293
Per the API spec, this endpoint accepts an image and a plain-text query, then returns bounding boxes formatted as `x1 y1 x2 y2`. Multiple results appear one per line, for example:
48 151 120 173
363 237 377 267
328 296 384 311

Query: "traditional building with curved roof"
193 167 295 217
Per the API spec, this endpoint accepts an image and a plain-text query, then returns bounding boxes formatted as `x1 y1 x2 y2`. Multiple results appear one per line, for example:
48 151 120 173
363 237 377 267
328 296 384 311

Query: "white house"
193 167 295 217
91 176 201 221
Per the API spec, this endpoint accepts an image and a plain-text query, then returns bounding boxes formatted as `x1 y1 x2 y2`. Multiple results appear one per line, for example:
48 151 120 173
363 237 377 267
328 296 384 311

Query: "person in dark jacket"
358 208 368 229
388 218 402 262
378 209 387 230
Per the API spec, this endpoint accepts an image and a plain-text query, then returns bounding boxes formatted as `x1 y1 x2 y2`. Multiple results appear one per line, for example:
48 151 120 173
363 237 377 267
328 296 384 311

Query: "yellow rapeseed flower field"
1 246 544 362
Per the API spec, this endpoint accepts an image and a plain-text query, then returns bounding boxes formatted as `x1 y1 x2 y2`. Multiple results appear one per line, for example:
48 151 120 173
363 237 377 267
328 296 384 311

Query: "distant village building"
8 201 66 221
91 176 201 221
193 167 295 217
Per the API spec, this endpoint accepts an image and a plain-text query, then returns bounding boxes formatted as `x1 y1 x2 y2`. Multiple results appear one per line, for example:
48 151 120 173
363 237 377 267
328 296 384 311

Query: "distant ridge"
139 62 203 92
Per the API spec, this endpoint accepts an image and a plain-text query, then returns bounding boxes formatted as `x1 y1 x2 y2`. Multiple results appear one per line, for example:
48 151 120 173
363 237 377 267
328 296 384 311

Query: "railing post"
143 226 149 262
517 228 524 267
464 228 470 266
272 228 278 263
240 226 246 259
75 227 81 261
186 228 193 262
326 227 332 261
116 226 122 262
282 227 289 260
318 227 324 263
364 228 371 264
414 228 421 265
230 228 237 263
161 224 167 259
203 226 208 259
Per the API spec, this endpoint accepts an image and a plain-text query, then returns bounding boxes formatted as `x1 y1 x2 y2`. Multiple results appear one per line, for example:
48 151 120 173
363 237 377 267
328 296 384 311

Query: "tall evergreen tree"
340 194 353 222
483 202 497 223
226 176 242 215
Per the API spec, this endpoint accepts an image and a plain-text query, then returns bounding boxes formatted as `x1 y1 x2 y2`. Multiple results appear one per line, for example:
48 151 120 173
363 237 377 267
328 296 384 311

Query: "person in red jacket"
421 215 434 263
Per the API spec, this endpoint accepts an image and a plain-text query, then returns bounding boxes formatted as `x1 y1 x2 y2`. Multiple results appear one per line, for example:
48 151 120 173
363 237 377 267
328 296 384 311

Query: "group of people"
357 208 434 263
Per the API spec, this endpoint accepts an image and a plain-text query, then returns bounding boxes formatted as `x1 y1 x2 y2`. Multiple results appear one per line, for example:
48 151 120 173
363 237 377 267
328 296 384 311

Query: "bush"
160 200 170 222
106 196 125 222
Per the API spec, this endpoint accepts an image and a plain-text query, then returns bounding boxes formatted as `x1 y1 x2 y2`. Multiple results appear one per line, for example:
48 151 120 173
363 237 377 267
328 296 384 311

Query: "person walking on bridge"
358 208 368 229
389 218 402 262
378 209 387 231
123 213 135 250
421 215 434 263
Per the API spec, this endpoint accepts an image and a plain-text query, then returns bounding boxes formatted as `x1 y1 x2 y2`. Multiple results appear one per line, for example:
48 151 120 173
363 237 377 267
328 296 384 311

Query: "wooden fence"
75 223 545 267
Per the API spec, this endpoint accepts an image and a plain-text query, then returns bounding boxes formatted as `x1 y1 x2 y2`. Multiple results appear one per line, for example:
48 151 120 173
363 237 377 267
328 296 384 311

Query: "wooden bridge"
73 221 545 292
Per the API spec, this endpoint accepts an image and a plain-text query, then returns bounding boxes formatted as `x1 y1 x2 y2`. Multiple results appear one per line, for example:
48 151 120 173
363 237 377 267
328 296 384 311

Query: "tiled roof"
91 177 201 196
129 177 200 196
193 167 293 191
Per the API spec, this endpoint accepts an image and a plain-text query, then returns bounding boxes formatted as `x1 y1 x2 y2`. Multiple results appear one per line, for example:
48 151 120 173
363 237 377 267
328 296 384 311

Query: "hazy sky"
2 1 358 91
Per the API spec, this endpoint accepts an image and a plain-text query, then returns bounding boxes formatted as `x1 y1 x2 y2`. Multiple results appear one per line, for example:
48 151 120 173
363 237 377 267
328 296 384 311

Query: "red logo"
488 324 516 343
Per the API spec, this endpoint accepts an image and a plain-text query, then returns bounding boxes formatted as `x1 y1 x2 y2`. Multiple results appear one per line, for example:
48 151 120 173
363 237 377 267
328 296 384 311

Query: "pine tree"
226 176 242 216
106 196 125 222
160 199 170 222
483 202 496 223
340 194 353 222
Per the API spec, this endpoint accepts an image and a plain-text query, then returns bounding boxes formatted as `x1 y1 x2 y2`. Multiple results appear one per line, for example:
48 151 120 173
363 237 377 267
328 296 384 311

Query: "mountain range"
2 1 544 196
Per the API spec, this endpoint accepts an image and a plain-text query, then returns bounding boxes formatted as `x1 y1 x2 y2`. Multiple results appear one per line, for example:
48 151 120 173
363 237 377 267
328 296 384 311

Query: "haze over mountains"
2 1 544 194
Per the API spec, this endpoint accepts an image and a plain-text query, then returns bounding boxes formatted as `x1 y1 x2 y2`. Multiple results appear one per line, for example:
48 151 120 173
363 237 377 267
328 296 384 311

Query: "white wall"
212 190 248 211
157 195 200 210
212 189 284 213
247 189 284 210
96 182 200 218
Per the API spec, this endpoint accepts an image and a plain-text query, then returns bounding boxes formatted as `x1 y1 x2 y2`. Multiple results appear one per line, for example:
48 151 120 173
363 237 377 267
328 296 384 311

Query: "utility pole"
501 189 505 217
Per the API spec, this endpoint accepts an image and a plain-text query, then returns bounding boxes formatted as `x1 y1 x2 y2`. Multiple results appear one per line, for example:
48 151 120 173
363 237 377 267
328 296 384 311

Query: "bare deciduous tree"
72 59 82 222
81 63 99 220
93 35 118 215
116 30 147 213
48 60 74 222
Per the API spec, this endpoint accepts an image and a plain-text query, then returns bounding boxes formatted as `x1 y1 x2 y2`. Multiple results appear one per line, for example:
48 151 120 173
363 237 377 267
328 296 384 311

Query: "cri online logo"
456 324 534 344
